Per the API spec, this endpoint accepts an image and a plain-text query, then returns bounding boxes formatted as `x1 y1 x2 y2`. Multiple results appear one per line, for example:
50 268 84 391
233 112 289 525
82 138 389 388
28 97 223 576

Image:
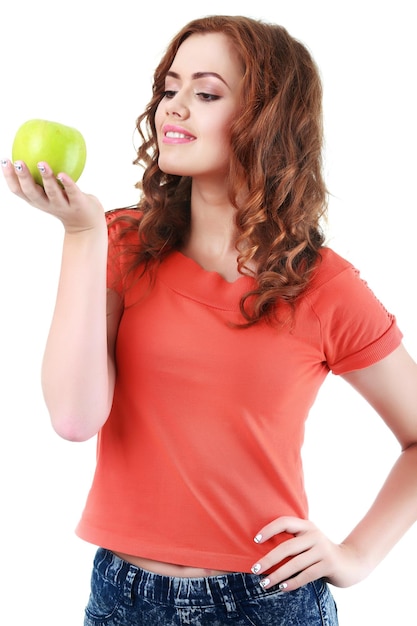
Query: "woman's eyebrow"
166 70 230 88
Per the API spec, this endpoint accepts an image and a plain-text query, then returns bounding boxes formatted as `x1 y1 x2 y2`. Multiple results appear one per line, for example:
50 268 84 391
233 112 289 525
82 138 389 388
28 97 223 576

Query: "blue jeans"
84 548 338 625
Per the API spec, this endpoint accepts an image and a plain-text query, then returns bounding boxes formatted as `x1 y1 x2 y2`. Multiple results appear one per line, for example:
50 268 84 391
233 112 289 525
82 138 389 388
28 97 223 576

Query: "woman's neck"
180 182 241 281
186 181 237 254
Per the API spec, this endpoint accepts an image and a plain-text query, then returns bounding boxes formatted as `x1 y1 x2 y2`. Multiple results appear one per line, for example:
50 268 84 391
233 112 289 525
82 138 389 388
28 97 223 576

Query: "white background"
1 1 416 624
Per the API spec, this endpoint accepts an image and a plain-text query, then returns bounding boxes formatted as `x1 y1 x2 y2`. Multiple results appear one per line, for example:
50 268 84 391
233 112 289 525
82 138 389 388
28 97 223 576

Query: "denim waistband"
94 548 267 608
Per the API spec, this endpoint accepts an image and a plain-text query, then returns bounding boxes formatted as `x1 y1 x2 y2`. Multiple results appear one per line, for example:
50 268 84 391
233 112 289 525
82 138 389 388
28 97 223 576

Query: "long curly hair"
121 15 328 326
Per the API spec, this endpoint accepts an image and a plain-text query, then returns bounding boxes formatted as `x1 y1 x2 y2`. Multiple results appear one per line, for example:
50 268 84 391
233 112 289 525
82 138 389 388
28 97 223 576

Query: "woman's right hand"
2 158 113 440
1 159 104 233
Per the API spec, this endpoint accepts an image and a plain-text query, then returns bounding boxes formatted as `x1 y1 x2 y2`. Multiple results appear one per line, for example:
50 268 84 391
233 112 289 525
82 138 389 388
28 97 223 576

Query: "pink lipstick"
162 125 196 144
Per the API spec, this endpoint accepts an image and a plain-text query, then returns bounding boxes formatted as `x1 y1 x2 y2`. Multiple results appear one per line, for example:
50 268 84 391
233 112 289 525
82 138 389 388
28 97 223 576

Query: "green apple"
12 119 87 186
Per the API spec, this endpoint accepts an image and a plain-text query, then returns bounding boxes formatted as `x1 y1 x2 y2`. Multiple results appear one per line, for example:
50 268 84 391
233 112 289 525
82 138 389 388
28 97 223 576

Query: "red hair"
117 15 327 325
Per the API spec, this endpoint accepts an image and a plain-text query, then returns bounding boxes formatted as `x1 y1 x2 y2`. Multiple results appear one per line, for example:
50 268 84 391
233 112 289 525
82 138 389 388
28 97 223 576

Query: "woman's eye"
162 90 220 102
196 92 220 102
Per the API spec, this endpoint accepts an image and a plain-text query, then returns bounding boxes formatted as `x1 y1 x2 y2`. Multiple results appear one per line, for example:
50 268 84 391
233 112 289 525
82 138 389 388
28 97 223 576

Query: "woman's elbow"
49 412 108 442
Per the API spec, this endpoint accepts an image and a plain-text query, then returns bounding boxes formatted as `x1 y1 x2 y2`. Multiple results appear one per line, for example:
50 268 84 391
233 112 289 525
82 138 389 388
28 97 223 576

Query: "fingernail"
37 163 46 174
251 563 262 574
14 161 23 172
254 534 262 543
1 159 8 167
259 578 270 589
279 583 288 591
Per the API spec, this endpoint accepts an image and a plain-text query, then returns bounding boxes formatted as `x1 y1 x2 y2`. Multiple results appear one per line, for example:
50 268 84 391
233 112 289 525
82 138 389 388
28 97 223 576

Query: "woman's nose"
165 94 189 119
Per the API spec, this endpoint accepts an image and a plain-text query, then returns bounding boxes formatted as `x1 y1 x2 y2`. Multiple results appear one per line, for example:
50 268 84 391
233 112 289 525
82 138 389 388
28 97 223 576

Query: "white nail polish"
251 563 261 574
279 583 288 591
254 534 262 543
260 578 270 588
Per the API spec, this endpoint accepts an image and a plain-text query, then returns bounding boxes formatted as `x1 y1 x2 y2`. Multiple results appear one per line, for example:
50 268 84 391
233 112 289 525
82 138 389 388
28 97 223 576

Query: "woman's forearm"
41 221 111 441
341 442 417 577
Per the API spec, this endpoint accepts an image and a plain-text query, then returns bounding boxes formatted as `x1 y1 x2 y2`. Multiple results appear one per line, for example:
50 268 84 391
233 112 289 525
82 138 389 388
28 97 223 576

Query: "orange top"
76 209 402 572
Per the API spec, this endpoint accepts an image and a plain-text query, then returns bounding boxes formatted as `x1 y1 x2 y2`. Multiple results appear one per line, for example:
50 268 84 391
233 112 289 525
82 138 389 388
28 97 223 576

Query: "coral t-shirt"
76 209 402 572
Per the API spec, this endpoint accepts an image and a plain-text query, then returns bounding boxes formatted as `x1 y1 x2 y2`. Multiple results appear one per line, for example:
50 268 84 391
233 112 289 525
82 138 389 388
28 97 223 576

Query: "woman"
2 15 417 626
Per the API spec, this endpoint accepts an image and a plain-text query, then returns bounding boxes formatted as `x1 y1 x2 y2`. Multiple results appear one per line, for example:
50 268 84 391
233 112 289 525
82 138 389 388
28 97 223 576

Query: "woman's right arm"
2 159 121 441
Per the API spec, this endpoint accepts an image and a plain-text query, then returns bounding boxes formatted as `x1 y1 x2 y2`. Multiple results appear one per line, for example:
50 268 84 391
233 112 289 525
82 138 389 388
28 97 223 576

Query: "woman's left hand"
251 517 369 591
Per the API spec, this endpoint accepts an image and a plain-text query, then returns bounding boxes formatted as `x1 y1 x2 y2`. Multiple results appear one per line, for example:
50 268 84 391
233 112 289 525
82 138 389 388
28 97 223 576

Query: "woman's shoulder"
307 246 354 292
105 207 143 250
305 246 394 324
105 206 142 227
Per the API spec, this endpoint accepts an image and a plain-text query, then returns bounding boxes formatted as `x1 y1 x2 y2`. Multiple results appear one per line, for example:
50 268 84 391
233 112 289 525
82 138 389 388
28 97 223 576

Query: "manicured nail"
1 159 8 167
37 163 46 174
14 161 23 172
254 534 262 543
260 578 270 589
279 583 288 591
251 563 261 574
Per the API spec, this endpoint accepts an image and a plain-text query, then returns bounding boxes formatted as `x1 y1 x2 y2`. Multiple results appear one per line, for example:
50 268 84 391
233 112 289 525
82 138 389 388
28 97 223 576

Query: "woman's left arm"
252 343 417 591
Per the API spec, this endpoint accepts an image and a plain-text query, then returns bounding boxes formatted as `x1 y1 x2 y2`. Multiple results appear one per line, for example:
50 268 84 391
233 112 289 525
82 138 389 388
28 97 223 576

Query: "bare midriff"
114 552 234 578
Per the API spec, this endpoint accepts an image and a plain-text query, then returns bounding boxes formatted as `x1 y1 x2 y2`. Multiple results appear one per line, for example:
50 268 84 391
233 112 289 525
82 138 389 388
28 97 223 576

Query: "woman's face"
155 32 244 185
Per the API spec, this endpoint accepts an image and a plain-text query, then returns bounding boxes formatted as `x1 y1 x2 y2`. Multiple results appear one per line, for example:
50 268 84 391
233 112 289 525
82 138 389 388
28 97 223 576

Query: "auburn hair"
119 15 327 325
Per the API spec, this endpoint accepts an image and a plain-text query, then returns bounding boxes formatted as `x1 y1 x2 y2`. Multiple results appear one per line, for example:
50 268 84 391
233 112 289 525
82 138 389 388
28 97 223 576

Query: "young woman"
2 15 417 626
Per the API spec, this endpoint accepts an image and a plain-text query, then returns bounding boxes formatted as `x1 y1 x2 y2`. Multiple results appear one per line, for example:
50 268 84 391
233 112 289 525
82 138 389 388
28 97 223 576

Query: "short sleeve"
308 255 403 374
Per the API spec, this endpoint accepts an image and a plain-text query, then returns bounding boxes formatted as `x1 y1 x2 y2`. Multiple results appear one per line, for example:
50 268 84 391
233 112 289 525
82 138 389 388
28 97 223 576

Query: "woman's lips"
162 125 196 144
